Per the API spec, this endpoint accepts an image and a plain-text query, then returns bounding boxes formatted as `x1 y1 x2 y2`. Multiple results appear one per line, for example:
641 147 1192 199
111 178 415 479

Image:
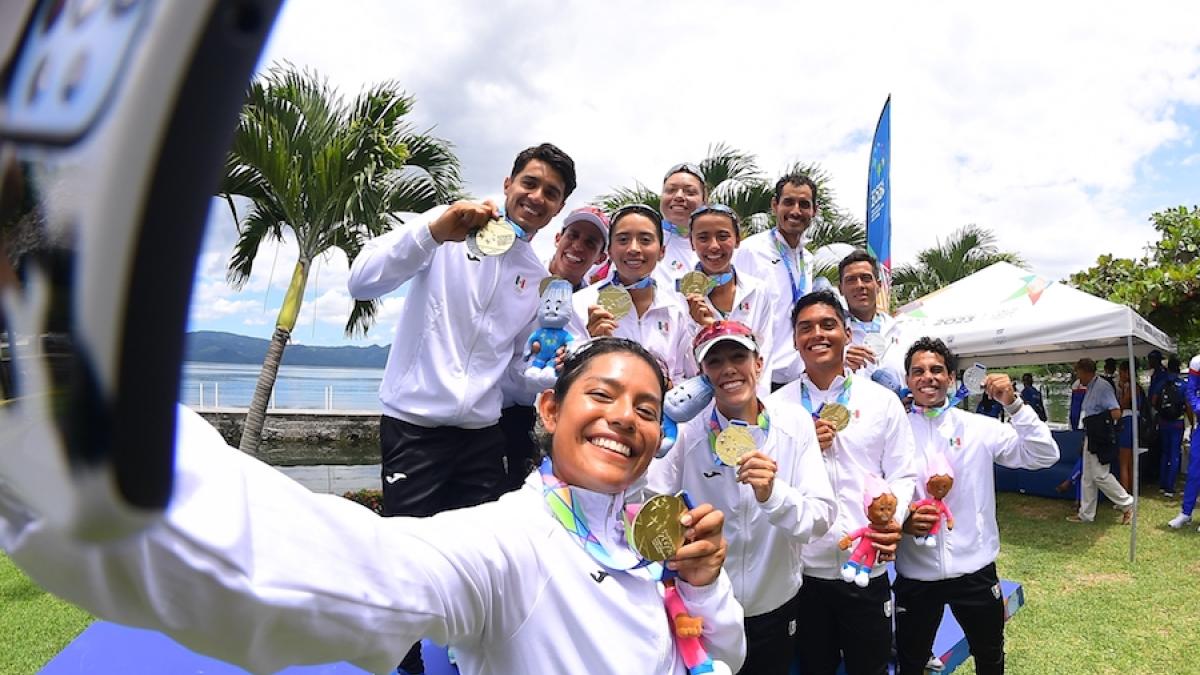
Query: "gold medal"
819 402 851 432
678 270 711 296
466 218 516 257
597 285 634 321
629 493 687 562
714 424 756 466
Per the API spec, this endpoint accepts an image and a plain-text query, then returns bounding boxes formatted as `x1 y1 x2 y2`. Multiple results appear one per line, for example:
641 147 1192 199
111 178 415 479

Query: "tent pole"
1127 335 1139 563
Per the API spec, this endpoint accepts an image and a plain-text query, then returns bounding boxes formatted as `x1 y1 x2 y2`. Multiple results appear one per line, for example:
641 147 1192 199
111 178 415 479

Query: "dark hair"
838 248 878 283
511 143 577 199
1103 357 1116 371
1076 358 1098 374
533 338 668 460
773 172 819 205
1118 360 1130 373
790 289 847 328
905 337 959 374
610 203 664 246
688 204 740 240
1168 355 1181 372
1022 372 1034 380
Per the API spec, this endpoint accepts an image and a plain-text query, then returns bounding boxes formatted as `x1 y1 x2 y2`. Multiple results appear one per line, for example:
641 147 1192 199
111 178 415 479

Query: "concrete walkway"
275 464 380 494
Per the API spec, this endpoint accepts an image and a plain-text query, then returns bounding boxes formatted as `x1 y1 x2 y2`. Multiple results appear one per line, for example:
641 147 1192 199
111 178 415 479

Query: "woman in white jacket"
0 338 746 674
648 320 836 674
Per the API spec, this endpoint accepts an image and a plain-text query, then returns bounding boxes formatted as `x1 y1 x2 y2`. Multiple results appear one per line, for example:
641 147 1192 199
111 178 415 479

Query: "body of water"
181 361 383 411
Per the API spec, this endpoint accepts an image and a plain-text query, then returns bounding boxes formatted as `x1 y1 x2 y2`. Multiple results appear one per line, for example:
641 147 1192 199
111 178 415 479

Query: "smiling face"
689 213 738 274
660 171 705 228
551 221 606 286
839 260 879 320
503 159 567 232
907 350 954 408
700 342 762 418
537 351 664 494
609 213 664 284
771 182 815 245
792 301 850 376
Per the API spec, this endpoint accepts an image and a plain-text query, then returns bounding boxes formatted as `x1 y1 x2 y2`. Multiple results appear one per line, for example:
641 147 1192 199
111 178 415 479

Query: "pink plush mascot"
838 474 897 587
910 452 956 547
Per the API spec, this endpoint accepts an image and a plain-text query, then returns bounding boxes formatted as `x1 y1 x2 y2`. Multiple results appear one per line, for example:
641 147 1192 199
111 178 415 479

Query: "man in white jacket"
770 290 918 675
837 249 908 395
347 143 575 674
648 320 836 674
896 337 1059 675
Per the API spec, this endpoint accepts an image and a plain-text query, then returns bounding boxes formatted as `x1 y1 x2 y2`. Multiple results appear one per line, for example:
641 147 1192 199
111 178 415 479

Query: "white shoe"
926 655 946 671
1168 513 1192 529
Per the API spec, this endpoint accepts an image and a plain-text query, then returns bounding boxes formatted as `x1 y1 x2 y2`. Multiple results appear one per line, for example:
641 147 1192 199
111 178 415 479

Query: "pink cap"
563 206 610 251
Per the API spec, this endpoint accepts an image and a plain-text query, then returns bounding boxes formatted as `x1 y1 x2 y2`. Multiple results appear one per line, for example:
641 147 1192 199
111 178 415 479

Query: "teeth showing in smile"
591 436 632 457
565 254 582 264
720 380 744 391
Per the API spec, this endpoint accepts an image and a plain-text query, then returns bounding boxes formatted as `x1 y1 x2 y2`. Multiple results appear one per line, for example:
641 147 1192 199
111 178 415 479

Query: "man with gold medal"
648 320 835 675
769 290 918 675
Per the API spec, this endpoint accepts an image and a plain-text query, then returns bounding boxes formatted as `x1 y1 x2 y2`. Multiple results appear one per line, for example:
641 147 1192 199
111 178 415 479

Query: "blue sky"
186 0 1200 346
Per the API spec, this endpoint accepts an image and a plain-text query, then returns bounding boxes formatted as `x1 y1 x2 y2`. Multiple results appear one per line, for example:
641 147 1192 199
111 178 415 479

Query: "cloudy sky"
187 0 1200 346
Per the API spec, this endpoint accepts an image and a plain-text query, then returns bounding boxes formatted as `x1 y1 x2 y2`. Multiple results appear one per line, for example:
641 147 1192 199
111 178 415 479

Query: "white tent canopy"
893 262 1176 367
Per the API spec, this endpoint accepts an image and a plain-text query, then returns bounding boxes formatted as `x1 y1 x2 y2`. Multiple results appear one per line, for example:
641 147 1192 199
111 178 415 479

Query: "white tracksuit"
646 398 837 617
347 205 546 428
734 230 815 386
0 407 747 675
769 372 918 580
897 404 1059 580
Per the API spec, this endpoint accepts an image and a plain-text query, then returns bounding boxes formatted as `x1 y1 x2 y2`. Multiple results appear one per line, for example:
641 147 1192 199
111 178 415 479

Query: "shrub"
341 488 384 515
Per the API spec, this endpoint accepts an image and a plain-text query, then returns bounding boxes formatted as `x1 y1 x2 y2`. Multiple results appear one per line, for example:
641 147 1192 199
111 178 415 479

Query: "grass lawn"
0 553 91 675
2 488 1199 674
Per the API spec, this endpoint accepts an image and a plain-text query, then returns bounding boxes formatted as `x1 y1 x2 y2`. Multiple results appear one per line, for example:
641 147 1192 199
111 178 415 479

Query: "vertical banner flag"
866 95 892 313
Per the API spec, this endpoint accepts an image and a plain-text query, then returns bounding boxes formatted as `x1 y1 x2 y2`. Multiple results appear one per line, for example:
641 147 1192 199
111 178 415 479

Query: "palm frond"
226 207 285 289
592 184 660 214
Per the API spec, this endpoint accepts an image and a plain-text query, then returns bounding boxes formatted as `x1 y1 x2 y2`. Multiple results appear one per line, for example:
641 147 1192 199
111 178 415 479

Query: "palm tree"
220 64 463 455
890 224 1025 307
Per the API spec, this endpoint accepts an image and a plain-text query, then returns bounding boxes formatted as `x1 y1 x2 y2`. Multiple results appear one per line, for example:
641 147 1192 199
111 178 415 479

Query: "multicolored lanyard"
694 263 735 294
912 383 970 419
849 315 883 334
498 208 532 241
772 228 808 303
705 406 770 466
604 270 656 291
799 374 853 419
663 219 689 238
538 458 662 576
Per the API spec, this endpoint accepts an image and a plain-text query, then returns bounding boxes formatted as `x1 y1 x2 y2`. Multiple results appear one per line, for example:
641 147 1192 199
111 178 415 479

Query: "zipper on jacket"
456 254 504 419
925 415 949 581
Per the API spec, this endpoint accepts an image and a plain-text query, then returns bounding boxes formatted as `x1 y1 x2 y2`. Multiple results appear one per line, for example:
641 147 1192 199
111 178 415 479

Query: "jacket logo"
770 258 781 265
657 320 669 332
703 470 721 479
514 274 527 291
466 252 481 262
739 301 751 312
671 260 685 270
591 570 610 584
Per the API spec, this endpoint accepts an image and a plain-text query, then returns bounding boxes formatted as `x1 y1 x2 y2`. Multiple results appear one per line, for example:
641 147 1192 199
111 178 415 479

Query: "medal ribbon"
694 263 735 294
497 208 532 241
663 218 689 238
706 406 770 466
538 458 662 576
605 270 656 291
800 374 853 420
849 314 884 334
911 383 970 419
772 228 809 303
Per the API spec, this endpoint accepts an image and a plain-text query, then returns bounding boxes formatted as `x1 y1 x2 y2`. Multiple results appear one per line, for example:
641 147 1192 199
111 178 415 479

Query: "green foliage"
342 488 385 514
593 143 864 245
220 62 464 337
891 224 1024 306
1070 205 1200 351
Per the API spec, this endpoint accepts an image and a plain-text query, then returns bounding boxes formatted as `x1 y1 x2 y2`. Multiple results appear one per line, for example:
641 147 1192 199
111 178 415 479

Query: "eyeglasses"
610 203 663 227
663 162 705 184
688 203 740 226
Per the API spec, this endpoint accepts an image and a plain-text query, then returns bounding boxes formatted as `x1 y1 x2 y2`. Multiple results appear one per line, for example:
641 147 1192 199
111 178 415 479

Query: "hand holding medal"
429 199 500 243
466 217 518 257
735 451 779 503
982 372 1017 405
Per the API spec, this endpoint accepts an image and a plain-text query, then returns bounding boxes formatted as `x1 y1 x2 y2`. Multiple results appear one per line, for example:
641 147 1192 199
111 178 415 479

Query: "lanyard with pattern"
772 228 808 303
705 406 770 466
799 374 853 419
911 383 970 419
603 270 656 291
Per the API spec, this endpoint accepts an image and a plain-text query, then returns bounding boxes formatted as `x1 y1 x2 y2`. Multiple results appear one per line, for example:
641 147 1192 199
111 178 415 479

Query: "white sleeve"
758 419 835 542
1 406 517 675
990 404 1060 470
347 206 447 300
676 570 747 673
645 422 688 495
880 395 919 523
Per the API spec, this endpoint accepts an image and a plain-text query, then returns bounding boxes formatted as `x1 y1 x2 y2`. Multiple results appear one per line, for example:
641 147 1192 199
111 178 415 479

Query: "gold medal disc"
467 218 516 257
819 402 851 432
597 285 634 321
629 493 688 562
678 271 711 296
714 424 756 466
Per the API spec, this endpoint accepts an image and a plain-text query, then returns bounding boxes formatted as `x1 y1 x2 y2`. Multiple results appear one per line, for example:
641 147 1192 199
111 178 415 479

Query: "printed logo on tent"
1005 274 1049 305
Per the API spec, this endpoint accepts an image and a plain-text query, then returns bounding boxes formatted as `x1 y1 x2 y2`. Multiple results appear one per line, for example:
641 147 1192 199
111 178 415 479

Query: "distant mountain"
185 331 389 368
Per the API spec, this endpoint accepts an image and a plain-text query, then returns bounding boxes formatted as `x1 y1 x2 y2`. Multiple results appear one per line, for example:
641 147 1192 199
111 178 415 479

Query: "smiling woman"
1 337 746 675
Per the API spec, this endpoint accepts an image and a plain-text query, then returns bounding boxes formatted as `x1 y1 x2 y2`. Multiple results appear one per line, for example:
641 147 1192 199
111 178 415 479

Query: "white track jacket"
0 407 746 674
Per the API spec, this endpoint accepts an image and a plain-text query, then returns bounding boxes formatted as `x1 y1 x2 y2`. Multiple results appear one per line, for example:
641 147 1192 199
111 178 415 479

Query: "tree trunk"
238 258 310 455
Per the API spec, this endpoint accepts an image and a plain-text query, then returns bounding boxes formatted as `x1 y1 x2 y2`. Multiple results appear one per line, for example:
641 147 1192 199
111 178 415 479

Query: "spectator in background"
1069 358 1134 525
1101 358 1117 388
1156 356 1190 497
1020 373 1048 422
1116 361 1147 493
1167 354 1200 531
976 391 1004 420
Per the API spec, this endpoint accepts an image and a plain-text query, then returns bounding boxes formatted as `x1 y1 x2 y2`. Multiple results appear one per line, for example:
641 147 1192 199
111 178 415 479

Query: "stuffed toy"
523 277 574 387
909 452 955 547
663 579 732 675
838 474 897 587
659 375 714 457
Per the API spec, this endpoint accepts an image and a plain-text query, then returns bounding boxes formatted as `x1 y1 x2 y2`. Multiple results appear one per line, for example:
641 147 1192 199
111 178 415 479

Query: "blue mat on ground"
994 429 1082 500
